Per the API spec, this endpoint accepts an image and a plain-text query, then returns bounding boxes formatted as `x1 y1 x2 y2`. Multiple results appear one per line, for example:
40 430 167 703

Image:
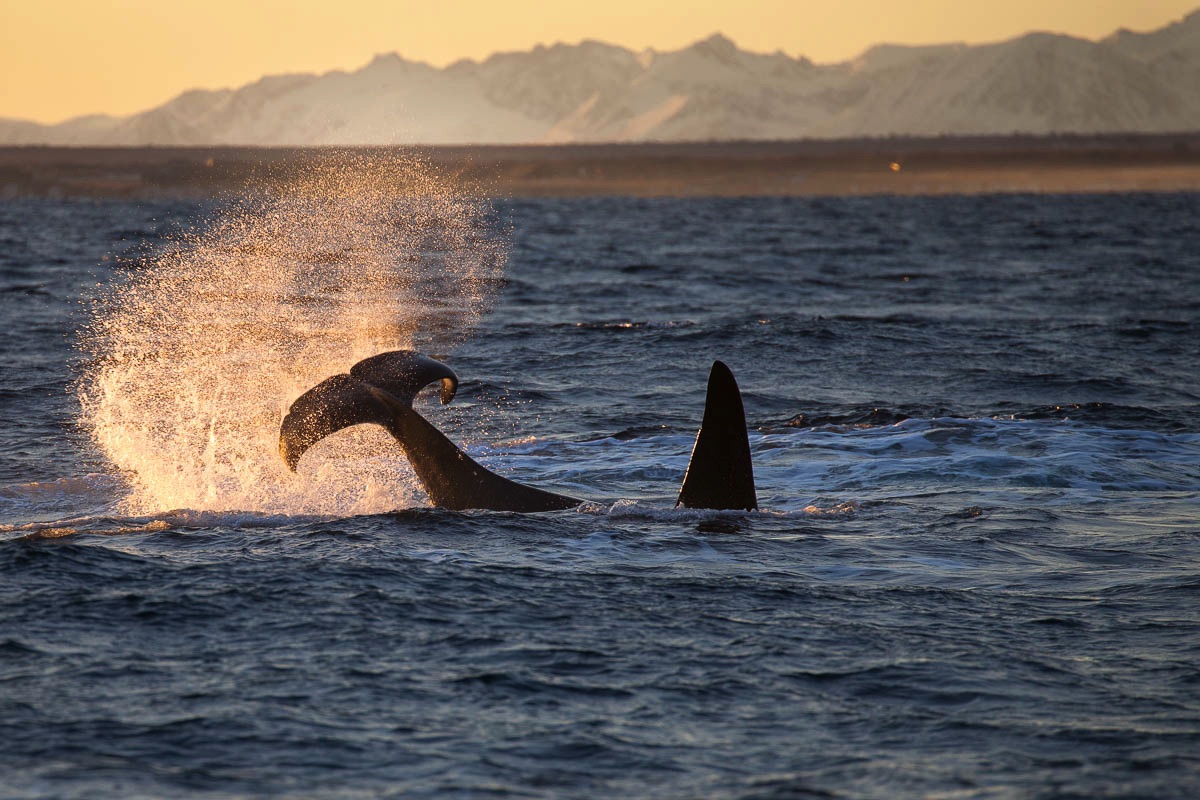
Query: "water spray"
78 152 506 515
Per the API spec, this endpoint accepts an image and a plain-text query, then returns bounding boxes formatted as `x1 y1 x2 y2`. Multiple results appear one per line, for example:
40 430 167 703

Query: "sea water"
1 165 1198 797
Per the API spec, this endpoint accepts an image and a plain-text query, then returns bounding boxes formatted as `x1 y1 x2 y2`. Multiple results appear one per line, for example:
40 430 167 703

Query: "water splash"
78 152 506 515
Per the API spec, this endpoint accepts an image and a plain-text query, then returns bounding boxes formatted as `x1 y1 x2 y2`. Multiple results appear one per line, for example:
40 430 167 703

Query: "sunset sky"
2 0 1196 124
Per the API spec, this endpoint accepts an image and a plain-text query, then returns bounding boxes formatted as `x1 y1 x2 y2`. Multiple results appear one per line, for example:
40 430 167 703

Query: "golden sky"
2 0 1195 123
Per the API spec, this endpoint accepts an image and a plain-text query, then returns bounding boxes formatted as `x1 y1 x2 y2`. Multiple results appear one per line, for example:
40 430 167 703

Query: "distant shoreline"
3 134 1200 199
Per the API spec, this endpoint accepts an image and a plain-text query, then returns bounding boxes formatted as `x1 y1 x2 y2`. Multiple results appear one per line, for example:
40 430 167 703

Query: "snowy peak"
1106 9 1200 57
850 42 966 74
688 34 743 65
3 12 1200 146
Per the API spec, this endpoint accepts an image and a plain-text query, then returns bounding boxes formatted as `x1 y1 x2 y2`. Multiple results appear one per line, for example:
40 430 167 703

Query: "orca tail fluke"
279 351 458 471
676 361 758 511
279 350 580 512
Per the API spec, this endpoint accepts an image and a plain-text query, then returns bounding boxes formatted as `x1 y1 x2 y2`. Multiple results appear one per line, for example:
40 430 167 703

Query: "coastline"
2 134 1200 199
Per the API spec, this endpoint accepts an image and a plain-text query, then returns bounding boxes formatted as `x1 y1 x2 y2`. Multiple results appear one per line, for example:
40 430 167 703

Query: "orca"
280 350 757 512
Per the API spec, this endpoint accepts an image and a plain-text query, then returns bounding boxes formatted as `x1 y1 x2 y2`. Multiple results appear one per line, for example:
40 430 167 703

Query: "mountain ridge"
4 12 1200 146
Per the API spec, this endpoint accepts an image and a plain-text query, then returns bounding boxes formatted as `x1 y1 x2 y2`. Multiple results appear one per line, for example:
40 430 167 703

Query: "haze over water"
1 162 1198 796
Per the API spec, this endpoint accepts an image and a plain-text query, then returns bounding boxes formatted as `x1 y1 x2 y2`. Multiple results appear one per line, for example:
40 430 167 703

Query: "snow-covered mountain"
5 11 1200 146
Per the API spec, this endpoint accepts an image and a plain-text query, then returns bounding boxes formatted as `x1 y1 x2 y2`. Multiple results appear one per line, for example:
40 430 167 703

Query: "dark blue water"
2 190 1200 798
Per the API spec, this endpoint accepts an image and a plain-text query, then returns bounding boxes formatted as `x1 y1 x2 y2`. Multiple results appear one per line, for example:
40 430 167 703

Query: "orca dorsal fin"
676 361 758 511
